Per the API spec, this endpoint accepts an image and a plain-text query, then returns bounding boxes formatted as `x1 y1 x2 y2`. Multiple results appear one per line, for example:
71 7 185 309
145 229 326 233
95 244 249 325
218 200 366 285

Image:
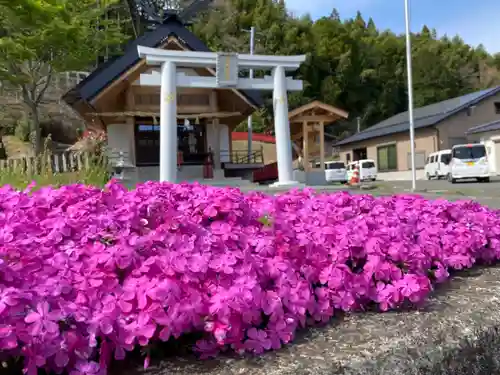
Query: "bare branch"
35 65 53 105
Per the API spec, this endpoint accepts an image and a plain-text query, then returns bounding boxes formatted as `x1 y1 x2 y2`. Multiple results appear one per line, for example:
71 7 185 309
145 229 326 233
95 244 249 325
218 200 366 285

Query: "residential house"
335 87 500 175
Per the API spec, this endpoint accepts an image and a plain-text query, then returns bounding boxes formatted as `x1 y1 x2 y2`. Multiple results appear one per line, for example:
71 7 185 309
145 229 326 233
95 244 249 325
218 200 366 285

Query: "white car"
347 159 377 181
424 150 451 180
324 161 348 183
448 143 490 183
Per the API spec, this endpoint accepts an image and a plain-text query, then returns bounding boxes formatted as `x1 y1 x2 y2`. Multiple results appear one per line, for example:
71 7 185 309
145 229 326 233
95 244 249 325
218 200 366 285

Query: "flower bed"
1 182 500 375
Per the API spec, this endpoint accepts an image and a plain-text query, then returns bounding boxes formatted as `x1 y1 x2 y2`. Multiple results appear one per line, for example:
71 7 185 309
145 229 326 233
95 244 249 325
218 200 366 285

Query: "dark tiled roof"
62 16 262 107
466 119 500 134
335 87 500 146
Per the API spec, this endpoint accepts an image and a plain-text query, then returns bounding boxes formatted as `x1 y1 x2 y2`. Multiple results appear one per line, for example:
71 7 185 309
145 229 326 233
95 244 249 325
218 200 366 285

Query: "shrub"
14 118 30 142
0 184 500 375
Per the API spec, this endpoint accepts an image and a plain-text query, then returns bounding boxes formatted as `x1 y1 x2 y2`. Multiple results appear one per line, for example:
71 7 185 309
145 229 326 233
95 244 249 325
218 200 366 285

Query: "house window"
377 144 397 171
495 102 500 114
407 151 426 169
346 153 351 163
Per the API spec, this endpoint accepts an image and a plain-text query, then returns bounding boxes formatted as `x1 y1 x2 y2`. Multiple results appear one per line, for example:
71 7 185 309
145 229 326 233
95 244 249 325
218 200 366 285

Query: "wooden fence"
0 151 100 175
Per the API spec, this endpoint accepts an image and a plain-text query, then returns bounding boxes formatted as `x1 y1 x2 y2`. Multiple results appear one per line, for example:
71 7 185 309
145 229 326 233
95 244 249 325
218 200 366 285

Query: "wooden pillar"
319 121 325 170
212 118 221 169
125 86 136 165
302 120 309 171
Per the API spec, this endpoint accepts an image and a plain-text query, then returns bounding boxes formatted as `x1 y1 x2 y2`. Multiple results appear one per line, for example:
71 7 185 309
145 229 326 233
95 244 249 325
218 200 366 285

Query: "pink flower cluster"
1 182 499 374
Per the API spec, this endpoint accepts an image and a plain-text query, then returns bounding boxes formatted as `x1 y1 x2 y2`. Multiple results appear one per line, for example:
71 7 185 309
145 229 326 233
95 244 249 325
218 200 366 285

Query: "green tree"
0 0 129 154
122 0 500 138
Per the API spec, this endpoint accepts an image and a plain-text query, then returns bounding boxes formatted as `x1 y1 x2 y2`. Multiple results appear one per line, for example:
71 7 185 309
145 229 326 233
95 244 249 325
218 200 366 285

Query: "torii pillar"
160 61 177 182
272 66 295 186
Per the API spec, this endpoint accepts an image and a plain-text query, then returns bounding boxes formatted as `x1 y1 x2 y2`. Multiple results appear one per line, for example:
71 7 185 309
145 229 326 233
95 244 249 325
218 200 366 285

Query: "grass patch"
0 139 109 190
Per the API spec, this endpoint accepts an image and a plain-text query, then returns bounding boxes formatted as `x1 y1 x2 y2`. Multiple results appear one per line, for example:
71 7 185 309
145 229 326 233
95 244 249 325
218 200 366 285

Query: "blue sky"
285 0 500 54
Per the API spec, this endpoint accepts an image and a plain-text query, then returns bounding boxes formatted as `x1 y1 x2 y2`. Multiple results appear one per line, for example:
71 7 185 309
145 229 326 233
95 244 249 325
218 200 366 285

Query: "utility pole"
246 26 255 161
356 116 361 133
404 0 417 191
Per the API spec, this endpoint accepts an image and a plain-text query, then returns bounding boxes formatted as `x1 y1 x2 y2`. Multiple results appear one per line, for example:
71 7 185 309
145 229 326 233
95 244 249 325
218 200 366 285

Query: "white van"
324 161 348 183
448 143 490 183
347 159 377 181
424 150 451 180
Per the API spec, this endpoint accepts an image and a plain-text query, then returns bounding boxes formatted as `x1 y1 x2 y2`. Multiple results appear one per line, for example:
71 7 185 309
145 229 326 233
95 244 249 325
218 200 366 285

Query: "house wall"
204 122 230 163
468 130 500 143
338 127 437 172
232 140 277 164
467 130 500 175
437 91 500 149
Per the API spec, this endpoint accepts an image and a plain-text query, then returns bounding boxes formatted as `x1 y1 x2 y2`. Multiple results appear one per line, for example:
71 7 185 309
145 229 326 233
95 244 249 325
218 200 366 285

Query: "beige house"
335 87 500 173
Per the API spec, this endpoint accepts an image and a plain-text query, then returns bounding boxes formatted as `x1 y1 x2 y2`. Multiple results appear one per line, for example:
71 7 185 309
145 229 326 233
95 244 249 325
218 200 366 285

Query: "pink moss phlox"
0 182 499 374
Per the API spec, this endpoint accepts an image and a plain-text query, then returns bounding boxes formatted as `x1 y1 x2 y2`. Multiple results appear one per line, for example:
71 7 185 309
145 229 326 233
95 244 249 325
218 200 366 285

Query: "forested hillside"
2 0 499 144
187 0 500 138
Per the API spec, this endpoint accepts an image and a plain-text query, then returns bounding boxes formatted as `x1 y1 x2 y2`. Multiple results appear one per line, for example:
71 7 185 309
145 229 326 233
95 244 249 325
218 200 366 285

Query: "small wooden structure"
289 100 348 171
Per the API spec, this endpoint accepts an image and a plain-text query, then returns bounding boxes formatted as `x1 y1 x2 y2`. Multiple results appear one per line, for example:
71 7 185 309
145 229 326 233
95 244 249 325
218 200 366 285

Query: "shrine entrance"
135 118 207 166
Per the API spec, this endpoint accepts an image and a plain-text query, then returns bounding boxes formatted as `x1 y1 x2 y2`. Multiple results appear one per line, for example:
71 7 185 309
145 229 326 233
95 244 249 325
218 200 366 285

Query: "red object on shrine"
177 151 183 170
203 152 214 179
253 161 278 183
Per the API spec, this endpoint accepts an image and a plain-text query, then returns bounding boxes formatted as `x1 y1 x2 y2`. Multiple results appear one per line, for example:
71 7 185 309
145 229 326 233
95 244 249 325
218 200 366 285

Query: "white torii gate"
137 45 306 187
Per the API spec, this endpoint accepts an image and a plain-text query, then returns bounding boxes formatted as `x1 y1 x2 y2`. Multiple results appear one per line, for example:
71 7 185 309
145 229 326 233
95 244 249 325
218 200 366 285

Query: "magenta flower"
24 301 61 335
0 287 18 315
244 328 272 354
69 361 105 375
0 324 17 350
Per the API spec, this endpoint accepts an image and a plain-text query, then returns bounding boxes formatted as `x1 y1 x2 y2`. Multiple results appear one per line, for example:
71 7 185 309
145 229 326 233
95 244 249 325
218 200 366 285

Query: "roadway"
376 177 500 198
243 177 500 209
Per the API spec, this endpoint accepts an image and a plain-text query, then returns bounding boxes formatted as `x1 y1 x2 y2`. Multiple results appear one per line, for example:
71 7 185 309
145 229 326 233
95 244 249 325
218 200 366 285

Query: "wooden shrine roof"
288 100 348 124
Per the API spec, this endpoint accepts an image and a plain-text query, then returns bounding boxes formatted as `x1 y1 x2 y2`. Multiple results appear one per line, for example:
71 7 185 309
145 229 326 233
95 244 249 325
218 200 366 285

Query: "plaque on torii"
137 46 306 186
215 53 238 88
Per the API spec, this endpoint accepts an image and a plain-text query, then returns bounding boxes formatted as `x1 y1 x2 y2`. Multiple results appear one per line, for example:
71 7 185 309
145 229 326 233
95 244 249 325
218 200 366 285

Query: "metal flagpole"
247 26 255 161
404 0 417 191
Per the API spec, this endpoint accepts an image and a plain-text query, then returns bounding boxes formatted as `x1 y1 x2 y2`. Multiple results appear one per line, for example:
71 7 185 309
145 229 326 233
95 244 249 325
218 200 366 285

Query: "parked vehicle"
347 159 377 181
424 150 451 180
324 161 348 183
253 161 277 184
448 144 490 183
